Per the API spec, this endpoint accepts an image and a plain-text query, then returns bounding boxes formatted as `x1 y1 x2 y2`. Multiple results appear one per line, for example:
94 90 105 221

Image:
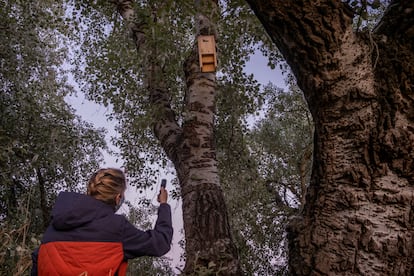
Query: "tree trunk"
246 0 414 275
36 167 50 229
113 1 240 274
177 9 239 273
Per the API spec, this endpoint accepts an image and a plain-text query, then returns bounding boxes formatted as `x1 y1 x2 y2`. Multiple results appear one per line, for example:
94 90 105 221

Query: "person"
31 168 173 275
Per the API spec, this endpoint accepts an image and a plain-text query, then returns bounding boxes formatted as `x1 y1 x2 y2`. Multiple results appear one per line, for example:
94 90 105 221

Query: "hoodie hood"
51 192 114 230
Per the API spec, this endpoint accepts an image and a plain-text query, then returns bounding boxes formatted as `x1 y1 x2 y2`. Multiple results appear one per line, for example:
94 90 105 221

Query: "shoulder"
113 213 128 223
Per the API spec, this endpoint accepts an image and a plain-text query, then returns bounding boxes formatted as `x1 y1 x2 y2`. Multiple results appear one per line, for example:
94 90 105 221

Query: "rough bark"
246 0 414 275
113 1 240 274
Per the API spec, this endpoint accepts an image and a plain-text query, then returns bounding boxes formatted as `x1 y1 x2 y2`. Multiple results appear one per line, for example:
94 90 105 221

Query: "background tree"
218 78 313 274
0 1 106 274
246 0 414 274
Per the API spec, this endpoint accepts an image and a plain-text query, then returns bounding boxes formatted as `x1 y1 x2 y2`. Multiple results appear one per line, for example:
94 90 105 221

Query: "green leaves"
0 1 107 273
216 77 313 274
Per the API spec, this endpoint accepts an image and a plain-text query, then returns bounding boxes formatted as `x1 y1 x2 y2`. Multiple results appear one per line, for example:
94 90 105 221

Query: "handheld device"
161 179 167 188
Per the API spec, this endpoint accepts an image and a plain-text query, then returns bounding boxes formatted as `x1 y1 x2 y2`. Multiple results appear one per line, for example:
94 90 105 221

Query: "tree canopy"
1 1 106 273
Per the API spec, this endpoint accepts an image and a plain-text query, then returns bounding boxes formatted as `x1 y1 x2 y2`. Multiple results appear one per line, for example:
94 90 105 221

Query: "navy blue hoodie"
31 192 173 275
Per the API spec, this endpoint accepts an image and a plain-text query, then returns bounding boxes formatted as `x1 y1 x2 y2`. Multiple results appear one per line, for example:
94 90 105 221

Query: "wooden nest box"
197 35 217 73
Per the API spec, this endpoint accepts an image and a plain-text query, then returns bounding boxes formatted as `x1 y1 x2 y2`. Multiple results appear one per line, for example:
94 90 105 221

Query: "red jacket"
31 192 173 275
38 241 127 275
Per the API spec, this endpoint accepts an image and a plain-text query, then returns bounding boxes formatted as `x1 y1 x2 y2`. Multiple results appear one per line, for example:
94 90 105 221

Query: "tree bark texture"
113 1 240 274
246 0 414 275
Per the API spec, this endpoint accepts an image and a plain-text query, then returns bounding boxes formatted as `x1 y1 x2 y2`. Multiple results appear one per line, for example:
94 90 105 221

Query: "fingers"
157 188 168 204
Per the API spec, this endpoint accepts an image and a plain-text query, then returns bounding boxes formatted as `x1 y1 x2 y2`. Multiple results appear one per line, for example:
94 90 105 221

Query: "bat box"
197 35 217 73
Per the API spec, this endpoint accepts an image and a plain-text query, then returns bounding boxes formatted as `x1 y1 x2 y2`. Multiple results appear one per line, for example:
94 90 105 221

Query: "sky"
65 51 284 272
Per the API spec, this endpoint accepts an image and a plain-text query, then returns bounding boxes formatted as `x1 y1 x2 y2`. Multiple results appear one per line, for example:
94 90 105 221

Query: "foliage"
67 0 273 191
0 191 39 276
0 0 106 274
250 79 313 208
217 76 313 274
69 0 186 188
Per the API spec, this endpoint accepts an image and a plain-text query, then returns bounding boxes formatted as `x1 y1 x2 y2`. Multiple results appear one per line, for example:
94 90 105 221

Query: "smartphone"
161 179 167 188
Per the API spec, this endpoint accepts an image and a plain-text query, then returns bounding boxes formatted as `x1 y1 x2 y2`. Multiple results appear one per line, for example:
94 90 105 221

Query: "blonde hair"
87 168 126 207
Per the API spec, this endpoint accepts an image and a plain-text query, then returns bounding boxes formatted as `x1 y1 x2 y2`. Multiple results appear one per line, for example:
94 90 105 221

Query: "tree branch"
373 0 414 43
111 0 146 50
111 0 181 161
245 0 354 93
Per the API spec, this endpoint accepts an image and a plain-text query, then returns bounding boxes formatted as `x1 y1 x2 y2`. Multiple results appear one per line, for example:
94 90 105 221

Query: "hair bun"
87 168 126 207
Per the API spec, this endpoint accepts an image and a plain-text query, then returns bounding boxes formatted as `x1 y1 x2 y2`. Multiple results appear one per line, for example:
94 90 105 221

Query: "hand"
157 187 168 204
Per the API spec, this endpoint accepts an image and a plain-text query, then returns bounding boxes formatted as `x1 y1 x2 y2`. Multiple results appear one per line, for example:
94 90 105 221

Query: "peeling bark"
246 0 414 275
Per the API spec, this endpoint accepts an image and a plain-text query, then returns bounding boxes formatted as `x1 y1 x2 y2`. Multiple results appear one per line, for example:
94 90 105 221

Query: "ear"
115 193 122 205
